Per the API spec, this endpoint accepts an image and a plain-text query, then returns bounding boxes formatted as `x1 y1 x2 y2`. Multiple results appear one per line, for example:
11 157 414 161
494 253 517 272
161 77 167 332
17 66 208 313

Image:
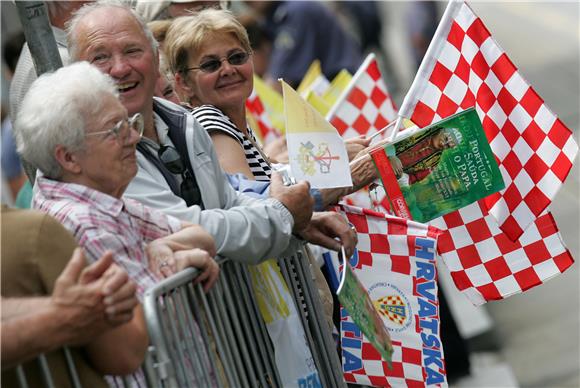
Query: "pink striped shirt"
33 176 182 298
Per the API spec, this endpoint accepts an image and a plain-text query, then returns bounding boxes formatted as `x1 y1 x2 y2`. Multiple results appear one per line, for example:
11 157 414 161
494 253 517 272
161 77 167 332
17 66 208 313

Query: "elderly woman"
165 9 376 206
14 61 219 298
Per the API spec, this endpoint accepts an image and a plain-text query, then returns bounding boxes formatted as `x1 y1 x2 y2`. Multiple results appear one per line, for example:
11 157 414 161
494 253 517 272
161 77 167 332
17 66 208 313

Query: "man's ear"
54 145 82 175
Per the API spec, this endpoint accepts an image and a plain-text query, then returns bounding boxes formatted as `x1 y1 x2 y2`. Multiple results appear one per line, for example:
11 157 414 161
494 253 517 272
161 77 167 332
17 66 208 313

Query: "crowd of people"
1 0 453 386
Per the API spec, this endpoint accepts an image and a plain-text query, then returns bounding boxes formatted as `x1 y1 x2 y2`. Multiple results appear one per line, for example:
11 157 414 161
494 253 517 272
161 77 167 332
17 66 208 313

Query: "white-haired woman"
14 61 219 297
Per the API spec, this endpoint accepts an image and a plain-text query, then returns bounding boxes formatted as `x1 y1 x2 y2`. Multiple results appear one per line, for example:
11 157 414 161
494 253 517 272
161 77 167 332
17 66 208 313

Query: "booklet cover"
370 108 505 222
336 247 393 365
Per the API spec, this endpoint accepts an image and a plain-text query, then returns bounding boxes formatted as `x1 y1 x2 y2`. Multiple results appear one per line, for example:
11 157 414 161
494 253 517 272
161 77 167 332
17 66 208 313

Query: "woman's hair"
13 62 118 179
164 8 251 75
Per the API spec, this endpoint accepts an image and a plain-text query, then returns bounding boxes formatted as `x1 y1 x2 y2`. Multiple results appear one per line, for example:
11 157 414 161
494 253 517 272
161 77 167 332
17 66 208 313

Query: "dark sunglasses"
185 51 250 74
158 145 202 207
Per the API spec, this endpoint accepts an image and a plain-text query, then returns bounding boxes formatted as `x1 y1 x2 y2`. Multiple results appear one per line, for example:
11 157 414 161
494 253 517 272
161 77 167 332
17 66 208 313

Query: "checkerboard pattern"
399 1 578 241
246 90 281 145
337 205 446 387
431 200 574 306
328 53 398 140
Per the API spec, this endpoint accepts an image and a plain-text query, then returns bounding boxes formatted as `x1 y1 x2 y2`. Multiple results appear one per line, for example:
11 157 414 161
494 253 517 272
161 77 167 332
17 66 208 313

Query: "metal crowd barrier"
143 247 347 388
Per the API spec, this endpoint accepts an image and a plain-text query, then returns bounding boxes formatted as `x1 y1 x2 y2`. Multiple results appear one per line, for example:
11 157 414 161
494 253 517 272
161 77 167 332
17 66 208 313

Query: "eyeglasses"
158 144 202 207
86 113 144 143
185 51 250 73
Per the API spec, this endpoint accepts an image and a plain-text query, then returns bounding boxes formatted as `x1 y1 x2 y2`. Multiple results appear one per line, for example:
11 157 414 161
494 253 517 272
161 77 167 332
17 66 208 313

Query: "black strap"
136 142 181 196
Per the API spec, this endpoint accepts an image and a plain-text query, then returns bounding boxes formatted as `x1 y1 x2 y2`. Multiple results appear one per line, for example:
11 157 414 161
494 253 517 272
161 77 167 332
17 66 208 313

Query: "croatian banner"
398 0 578 240
246 90 282 146
336 205 446 387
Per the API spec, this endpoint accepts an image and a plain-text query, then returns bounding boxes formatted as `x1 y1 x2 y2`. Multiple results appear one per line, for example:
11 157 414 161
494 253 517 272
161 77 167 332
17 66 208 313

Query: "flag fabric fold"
335 205 447 387
398 0 578 241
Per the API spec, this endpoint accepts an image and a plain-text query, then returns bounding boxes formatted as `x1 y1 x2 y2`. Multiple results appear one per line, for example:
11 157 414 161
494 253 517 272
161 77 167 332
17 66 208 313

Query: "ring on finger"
159 260 170 269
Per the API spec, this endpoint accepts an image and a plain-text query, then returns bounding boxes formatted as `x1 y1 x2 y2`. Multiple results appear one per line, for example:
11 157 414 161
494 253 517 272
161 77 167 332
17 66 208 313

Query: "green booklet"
337 247 393 365
370 108 505 223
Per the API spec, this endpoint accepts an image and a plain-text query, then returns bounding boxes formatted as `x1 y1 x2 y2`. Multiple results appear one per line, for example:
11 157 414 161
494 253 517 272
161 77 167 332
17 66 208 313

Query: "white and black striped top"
192 105 272 182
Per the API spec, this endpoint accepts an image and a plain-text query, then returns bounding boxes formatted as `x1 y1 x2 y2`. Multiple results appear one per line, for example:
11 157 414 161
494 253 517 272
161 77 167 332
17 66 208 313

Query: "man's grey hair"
66 0 158 61
13 62 119 179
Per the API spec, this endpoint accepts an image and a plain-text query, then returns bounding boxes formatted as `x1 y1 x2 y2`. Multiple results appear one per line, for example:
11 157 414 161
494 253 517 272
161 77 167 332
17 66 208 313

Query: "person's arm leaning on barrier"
146 224 220 292
1 249 147 374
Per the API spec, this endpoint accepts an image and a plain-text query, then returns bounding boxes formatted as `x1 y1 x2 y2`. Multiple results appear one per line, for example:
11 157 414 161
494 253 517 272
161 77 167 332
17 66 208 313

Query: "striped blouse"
192 105 272 182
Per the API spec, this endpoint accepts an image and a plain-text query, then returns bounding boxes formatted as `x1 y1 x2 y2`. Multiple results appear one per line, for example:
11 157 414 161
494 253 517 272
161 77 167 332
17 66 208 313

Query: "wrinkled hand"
389 156 403 178
174 249 220 292
51 248 138 345
298 212 358 258
269 172 313 232
345 136 372 161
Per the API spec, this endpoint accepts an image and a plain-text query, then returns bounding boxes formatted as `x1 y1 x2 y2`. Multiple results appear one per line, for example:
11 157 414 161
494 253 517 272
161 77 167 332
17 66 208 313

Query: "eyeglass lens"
198 52 249 73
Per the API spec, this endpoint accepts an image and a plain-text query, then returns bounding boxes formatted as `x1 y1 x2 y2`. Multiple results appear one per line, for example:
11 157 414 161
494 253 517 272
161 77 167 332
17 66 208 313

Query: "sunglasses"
158 145 202 207
185 51 250 74
86 113 144 144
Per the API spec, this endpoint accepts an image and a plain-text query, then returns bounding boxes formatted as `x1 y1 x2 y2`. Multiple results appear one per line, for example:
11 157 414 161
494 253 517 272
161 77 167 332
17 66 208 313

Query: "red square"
436 231 455 254
370 234 389 254
535 213 558 238
450 269 473 290
431 62 453 91
497 87 518 115
513 266 541 291
476 83 495 113
501 120 522 147
547 119 573 149
347 87 368 109
553 252 574 272
447 21 466 50
465 218 493 242
523 154 549 183
522 122 547 151
374 114 389 131
552 152 574 181
460 89 476 110
366 59 381 81
442 210 466 229
493 230 520 255
370 86 387 107
524 240 551 264
491 53 516 84
348 213 369 233
481 115 500 141
466 17 491 46
388 218 408 236
502 151 523 179
356 250 374 269
331 116 348 135
483 192 501 210
454 57 471 83
391 255 411 275
471 51 490 80
368 375 389 386
502 185 523 212
520 88 543 116
457 244 482 269
352 114 371 134
401 347 422 365
476 283 502 301
484 257 512 280
436 94 460 118
411 101 436 128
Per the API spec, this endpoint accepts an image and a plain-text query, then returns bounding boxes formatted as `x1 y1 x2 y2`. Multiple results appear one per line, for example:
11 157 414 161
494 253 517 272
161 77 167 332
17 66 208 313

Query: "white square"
533 259 560 280
562 136 579 160
465 264 493 286
484 71 503 96
544 234 566 257
441 250 463 272
358 74 374 94
490 134 512 162
480 38 504 67
518 219 542 245
509 105 533 133
533 105 556 132
487 101 508 128
494 275 520 296
449 225 473 249
513 169 535 196
461 36 479 63
463 287 486 306
337 103 360 125
458 202 484 223
498 164 511 185
367 217 387 234
537 170 561 199
505 248 532 273
512 137 534 165
361 101 379 122
468 69 483 91
422 82 444 110
402 362 424 380
388 236 409 256
439 41 461 71
475 238 502 262
456 3 477 30
511 202 535 228
536 138 560 165
357 233 371 251
490 197 510 222
504 72 529 101
444 74 469 105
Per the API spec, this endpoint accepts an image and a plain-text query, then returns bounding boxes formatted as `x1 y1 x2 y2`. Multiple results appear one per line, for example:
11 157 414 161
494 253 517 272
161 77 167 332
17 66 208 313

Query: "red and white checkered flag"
246 90 281 145
431 200 573 305
327 53 398 140
399 1 578 240
336 205 446 387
